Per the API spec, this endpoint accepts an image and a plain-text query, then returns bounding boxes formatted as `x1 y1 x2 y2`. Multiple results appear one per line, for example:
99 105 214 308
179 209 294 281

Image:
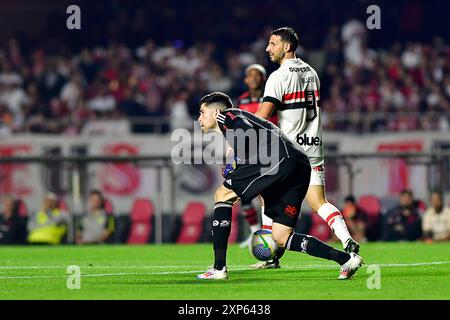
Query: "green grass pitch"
0 242 449 300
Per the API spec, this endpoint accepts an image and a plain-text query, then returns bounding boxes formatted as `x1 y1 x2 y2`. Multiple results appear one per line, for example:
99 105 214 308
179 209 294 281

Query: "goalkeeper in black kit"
196 92 363 280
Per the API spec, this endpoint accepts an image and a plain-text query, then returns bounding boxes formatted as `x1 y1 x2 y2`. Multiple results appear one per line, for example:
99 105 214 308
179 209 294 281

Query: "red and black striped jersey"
238 91 279 125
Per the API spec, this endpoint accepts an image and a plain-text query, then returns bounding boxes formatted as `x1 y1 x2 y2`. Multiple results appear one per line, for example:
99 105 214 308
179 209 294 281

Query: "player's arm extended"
255 101 276 120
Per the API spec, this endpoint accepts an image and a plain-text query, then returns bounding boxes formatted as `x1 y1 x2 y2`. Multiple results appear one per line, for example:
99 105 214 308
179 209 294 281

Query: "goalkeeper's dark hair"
199 92 233 110
272 27 299 52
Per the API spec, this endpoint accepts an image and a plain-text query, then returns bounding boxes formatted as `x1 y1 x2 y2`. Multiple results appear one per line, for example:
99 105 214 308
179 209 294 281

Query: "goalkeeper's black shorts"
223 156 311 228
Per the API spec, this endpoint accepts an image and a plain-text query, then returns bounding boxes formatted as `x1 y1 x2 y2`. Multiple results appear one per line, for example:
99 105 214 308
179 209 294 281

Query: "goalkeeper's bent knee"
214 186 238 205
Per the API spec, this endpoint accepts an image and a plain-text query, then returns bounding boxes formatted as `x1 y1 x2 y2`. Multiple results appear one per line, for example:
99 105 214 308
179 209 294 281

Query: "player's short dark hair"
271 27 299 52
199 92 233 110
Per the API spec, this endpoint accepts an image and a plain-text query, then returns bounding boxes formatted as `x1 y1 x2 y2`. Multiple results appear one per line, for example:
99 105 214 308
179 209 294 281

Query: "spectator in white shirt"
422 192 450 242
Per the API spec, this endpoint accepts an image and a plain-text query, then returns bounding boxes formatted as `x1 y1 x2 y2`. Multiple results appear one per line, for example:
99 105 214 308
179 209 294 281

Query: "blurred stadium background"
0 0 449 247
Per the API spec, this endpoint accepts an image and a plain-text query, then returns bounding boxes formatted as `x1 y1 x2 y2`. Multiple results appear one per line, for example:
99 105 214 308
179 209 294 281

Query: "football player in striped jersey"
252 27 360 269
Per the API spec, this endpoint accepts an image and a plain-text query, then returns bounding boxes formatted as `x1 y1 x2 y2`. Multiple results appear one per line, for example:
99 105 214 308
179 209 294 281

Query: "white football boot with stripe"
197 267 228 280
338 252 364 280
249 259 280 269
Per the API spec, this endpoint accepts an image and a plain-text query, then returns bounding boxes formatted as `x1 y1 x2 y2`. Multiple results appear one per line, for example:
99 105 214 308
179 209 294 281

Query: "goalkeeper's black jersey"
217 108 309 167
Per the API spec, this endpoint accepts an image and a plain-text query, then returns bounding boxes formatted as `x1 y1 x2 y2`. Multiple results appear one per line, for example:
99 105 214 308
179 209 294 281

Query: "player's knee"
306 187 327 211
308 196 328 212
214 186 237 204
214 187 223 203
272 231 292 248
214 187 228 203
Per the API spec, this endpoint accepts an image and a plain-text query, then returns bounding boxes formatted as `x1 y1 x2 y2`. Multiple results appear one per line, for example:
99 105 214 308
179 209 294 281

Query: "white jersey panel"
263 58 324 166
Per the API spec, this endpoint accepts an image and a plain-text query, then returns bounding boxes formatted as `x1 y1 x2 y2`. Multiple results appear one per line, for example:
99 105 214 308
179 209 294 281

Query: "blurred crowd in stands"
1 1 449 244
0 0 449 135
320 26 450 132
0 190 116 245
340 190 450 243
1 189 449 245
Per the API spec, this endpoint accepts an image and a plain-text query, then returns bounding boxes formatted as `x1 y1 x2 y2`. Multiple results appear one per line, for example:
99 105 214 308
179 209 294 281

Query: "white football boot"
338 252 364 280
249 260 280 269
197 266 229 280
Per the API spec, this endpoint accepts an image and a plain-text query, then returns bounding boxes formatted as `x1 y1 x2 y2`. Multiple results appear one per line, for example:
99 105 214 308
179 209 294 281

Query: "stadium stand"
58 198 69 211
16 198 28 218
104 198 114 216
308 212 332 242
176 202 206 243
379 197 400 215
1 1 448 246
127 198 154 244
358 195 382 241
0 2 448 136
228 205 240 243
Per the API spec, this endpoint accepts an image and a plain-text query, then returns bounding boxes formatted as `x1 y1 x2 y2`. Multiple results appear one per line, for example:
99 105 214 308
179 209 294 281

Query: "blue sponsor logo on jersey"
296 133 322 146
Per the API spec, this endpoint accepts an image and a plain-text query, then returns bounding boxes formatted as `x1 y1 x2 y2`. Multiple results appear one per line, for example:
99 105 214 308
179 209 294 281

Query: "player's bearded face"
266 35 285 64
198 104 218 133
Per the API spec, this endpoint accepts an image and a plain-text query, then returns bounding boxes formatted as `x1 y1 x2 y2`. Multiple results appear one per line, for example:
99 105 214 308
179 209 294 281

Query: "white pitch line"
0 261 448 280
376 262 450 267
0 265 202 270
0 270 208 280
0 261 449 270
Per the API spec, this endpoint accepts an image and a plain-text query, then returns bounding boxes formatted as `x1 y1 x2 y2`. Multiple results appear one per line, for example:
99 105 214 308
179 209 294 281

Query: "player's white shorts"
310 165 325 186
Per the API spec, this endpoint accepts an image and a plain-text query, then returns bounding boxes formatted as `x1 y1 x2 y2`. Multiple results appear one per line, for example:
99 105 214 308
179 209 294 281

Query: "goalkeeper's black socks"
271 246 286 262
286 233 350 265
212 202 232 270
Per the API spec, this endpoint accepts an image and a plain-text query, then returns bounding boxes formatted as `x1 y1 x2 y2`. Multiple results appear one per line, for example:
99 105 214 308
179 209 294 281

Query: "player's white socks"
317 203 351 247
261 206 273 230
